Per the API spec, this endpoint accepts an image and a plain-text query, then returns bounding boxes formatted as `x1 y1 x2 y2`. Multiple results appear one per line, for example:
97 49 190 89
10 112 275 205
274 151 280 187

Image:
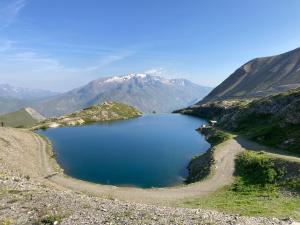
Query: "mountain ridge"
199 47 300 104
34 73 212 117
0 83 59 100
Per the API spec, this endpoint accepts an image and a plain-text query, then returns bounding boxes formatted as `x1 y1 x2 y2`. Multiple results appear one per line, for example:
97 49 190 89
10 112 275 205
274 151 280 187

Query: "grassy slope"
179 87 300 155
182 183 300 219
0 109 38 128
36 102 142 129
229 88 300 154
228 90 300 154
181 150 300 220
178 88 300 219
74 102 142 121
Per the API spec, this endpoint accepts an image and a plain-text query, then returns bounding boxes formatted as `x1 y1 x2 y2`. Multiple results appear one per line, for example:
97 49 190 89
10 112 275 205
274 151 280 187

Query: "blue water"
38 114 209 188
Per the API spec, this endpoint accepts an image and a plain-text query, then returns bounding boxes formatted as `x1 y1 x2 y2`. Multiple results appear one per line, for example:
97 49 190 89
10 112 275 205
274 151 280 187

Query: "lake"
38 114 210 188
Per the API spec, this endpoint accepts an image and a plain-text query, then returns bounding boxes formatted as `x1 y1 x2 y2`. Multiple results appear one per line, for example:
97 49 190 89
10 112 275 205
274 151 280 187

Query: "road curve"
0 127 247 205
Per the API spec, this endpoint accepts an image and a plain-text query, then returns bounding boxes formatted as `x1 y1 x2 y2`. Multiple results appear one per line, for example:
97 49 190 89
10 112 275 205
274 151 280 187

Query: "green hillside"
0 108 45 128
179 88 300 154
36 102 142 129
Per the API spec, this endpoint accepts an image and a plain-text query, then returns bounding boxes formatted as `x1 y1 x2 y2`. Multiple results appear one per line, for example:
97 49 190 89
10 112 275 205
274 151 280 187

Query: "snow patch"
103 73 147 83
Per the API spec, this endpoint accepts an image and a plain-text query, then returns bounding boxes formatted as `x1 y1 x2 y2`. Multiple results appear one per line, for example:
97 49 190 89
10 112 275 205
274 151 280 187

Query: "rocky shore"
0 173 290 225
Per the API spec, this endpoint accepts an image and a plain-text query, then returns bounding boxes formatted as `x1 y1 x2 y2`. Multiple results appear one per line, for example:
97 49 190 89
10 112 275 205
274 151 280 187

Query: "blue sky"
0 0 300 91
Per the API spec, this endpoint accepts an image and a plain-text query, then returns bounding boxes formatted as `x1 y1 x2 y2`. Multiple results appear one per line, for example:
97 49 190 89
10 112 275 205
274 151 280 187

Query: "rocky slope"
34 74 211 117
35 102 142 129
178 87 300 154
200 47 300 103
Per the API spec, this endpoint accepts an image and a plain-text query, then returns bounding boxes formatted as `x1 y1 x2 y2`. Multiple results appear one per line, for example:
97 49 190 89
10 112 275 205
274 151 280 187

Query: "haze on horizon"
0 0 300 92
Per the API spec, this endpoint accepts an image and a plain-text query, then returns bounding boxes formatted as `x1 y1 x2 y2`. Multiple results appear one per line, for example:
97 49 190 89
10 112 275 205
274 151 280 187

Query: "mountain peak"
35 74 212 117
103 73 148 83
98 73 192 87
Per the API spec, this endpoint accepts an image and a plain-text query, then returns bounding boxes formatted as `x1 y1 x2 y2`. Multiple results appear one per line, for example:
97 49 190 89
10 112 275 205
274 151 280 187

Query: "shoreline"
36 130 210 190
35 113 211 190
32 127 242 205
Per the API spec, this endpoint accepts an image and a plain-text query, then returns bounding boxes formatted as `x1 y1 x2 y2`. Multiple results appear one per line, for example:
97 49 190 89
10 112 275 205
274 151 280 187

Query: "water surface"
38 114 209 188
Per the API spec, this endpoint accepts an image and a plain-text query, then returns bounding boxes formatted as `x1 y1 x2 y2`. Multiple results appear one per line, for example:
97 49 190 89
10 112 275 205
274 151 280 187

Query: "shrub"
235 151 284 185
207 130 230 146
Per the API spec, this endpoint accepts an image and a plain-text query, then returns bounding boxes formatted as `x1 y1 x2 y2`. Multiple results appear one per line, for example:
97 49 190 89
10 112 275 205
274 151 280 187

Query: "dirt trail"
235 136 300 163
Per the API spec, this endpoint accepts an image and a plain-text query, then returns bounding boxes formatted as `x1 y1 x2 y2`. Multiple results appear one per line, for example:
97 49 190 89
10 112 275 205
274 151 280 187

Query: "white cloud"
144 68 165 75
0 47 135 91
0 0 27 30
84 50 135 72
5 51 63 72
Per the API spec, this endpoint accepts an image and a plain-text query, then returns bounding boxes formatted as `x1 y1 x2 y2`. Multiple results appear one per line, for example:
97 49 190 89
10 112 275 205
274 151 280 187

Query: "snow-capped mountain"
35 74 212 117
0 84 58 100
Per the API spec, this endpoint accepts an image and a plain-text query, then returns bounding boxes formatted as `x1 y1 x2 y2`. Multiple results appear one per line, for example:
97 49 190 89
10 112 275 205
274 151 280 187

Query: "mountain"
0 96 32 115
200 47 300 104
0 83 58 100
0 107 45 128
35 74 212 117
0 84 59 115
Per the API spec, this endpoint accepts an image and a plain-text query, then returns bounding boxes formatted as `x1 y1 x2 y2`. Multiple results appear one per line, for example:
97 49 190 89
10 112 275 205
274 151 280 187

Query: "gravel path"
236 136 300 162
0 127 294 224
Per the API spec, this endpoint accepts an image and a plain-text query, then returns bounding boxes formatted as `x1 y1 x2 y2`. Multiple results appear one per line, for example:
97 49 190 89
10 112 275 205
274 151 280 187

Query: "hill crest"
200 47 300 104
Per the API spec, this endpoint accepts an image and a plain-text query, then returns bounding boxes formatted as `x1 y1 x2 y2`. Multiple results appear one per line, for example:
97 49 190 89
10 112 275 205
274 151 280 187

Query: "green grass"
181 182 300 219
0 218 14 225
77 102 142 122
235 151 285 185
36 102 142 129
182 87 300 155
181 151 300 219
0 108 38 128
234 113 300 155
207 129 231 146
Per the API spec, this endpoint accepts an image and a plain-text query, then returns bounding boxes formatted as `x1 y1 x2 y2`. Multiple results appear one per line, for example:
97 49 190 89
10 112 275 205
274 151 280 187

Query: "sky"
0 0 300 92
